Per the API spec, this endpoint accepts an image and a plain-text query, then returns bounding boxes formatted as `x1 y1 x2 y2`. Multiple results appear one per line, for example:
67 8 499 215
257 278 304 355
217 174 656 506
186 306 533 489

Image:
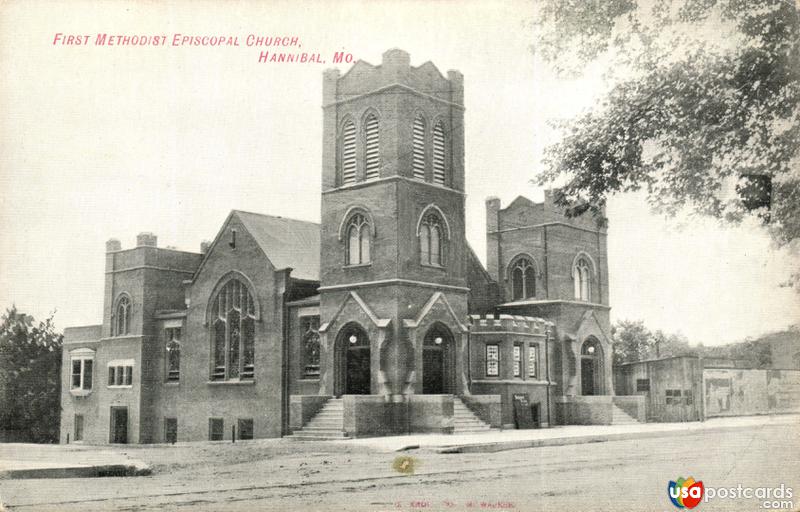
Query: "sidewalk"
342 413 800 453
0 443 150 479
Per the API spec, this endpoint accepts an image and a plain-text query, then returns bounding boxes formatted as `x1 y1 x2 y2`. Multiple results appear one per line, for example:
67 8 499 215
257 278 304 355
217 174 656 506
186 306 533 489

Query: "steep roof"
234 210 320 282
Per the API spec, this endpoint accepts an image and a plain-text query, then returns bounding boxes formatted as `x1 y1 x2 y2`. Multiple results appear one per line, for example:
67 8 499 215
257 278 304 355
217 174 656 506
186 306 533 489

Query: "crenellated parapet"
468 313 553 337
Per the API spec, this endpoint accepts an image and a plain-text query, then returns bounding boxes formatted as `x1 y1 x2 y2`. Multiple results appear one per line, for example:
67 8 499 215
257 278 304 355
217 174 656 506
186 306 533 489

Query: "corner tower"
318 49 469 400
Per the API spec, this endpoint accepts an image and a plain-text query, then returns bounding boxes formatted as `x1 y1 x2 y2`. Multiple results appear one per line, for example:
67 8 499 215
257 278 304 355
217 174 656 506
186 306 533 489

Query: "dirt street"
1 424 798 511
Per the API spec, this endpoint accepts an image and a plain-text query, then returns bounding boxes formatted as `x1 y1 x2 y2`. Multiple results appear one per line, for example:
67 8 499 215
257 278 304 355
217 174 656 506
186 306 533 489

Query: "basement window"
238 419 254 440
209 418 224 441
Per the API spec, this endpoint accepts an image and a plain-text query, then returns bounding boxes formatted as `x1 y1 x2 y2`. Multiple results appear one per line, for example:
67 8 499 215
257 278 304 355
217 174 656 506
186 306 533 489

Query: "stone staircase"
288 396 496 440
287 398 349 441
453 397 495 434
611 404 640 425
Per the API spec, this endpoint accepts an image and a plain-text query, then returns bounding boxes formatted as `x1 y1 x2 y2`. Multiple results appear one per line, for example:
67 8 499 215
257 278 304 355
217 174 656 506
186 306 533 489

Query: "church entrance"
580 337 603 396
422 324 455 394
335 323 371 396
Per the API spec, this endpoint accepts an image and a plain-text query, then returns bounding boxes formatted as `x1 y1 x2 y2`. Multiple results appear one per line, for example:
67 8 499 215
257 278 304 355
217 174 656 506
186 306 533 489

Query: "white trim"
337 205 377 241
318 290 392 333
572 251 597 276
470 331 546 338
318 278 469 293
401 291 468 333
69 347 96 356
321 175 465 195
107 359 135 367
106 266 195 275
487 222 606 236
322 83 464 110
297 306 320 317
505 252 540 282
415 204 452 240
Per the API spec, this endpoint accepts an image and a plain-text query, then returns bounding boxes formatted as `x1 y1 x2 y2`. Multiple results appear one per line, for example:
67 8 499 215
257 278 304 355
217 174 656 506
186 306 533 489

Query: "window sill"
70 389 93 397
472 378 555 385
343 263 371 269
207 379 256 386
421 263 446 270
298 378 321 383
107 385 133 389
164 381 180 386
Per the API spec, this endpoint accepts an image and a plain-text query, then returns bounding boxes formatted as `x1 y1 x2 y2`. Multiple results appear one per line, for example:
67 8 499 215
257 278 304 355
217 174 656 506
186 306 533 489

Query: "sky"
0 0 797 345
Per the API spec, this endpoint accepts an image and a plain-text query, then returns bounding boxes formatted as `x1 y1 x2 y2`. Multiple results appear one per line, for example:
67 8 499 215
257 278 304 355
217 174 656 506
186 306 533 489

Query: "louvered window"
412 115 426 179
364 114 380 179
432 122 446 185
341 120 357 185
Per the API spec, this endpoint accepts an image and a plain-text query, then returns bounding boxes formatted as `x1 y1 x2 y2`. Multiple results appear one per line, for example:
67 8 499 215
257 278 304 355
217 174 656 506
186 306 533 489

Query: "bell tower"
317 49 470 399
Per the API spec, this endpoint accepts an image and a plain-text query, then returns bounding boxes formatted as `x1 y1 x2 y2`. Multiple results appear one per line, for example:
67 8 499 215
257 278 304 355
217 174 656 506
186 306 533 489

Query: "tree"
652 329 697 358
0 306 63 443
532 0 800 247
611 319 655 365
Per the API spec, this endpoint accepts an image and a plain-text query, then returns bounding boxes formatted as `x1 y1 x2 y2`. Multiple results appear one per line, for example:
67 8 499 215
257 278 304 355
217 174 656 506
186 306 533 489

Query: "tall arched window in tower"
419 212 444 266
412 115 426 180
341 120 357 185
573 256 592 301
346 213 371 265
364 114 380 180
115 295 131 336
211 278 256 380
432 121 446 185
511 257 536 300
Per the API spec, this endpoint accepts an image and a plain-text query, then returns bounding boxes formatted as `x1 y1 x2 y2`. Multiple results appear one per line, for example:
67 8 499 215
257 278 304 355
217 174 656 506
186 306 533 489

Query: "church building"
60 49 644 444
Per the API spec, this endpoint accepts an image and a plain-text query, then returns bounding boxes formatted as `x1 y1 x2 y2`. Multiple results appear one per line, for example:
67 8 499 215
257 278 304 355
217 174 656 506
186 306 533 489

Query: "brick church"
60 49 642 444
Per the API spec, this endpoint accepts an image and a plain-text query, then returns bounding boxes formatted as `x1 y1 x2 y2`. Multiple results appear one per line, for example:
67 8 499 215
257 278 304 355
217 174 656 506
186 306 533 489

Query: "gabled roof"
234 210 320 282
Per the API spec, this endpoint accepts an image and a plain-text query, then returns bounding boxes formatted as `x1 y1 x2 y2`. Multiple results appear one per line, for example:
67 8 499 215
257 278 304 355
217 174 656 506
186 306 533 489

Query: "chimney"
485 196 502 282
136 232 157 248
485 196 501 232
106 238 121 252
200 240 211 254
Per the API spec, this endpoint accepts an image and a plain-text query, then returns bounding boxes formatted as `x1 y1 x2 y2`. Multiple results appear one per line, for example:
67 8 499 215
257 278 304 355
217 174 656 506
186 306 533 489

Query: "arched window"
364 114 380 180
412 115 426 180
302 316 320 378
115 296 131 336
419 212 444 266
511 258 536 300
341 120 357 185
346 213 371 265
211 279 256 380
573 256 592 301
432 121 446 185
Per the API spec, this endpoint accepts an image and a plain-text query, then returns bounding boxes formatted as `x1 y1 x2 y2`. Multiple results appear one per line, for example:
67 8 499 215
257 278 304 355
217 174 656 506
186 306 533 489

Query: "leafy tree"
532 0 800 247
652 329 697 358
611 319 655 365
0 306 63 443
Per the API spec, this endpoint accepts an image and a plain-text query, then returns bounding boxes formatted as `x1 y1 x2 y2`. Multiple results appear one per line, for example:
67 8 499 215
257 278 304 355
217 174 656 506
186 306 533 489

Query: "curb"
422 423 786 454
0 461 151 480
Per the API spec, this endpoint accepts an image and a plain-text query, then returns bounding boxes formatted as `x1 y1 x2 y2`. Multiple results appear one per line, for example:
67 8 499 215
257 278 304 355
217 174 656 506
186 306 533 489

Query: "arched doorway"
335 323 371 396
580 337 604 395
422 324 455 394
